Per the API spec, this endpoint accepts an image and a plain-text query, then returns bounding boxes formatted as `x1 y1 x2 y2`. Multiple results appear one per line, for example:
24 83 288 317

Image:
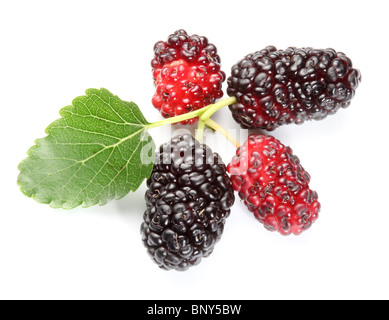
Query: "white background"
1 0 388 300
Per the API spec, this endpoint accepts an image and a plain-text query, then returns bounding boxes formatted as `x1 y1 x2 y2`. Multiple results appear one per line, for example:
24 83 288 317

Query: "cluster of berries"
142 30 361 271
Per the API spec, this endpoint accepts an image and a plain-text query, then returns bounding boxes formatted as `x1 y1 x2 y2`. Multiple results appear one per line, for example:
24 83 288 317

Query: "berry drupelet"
141 135 235 271
227 134 320 235
151 30 225 125
227 46 361 130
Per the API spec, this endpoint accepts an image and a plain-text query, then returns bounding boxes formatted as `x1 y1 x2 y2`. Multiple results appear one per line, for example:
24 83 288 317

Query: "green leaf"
17 88 155 209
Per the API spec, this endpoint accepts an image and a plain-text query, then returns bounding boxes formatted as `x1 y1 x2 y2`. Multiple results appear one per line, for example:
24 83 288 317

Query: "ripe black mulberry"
141 135 235 271
227 46 361 130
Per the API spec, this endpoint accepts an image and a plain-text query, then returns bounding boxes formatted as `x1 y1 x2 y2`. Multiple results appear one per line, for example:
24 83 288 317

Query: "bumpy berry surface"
227 134 320 235
227 46 361 130
141 135 235 271
151 30 225 125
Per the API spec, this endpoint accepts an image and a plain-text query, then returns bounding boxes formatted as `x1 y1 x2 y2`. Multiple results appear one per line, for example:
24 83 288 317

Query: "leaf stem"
205 118 241 149
146 107 205 129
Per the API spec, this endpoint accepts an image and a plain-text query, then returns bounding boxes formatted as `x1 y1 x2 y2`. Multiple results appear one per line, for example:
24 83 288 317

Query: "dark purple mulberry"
141 135 235 271
227 46 361 130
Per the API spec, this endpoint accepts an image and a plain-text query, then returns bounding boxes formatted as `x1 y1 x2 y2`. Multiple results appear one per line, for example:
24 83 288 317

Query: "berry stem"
199 97 237 122
195 119 206 142
195 97 237 143
204 118 241 149
147 96 237 130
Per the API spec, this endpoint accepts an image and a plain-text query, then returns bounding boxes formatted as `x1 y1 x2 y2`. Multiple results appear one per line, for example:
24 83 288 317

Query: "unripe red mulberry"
227 134 320 235
151 30 225 125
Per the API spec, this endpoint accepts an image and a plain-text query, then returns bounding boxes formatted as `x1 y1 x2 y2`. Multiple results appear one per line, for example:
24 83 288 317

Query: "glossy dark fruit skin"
141 135 235 271
151 30 225 125
227 46 361 130
227 134 320 235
